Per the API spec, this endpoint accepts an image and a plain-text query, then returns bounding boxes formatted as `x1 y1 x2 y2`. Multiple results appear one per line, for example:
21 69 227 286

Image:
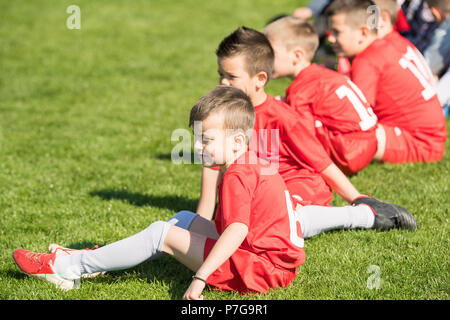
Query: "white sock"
297 205 375 239
53 221 171 280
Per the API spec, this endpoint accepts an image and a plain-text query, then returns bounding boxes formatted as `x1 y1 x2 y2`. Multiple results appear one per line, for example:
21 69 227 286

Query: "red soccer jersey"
286 63 378 134
383 31 435 86
284 63 378 174
214 151 305 270
251 95 334 205
350 37 446 141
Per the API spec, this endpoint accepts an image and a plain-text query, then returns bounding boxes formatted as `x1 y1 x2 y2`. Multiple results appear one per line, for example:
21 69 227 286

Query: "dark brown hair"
216 27 274 80
326 0 378 31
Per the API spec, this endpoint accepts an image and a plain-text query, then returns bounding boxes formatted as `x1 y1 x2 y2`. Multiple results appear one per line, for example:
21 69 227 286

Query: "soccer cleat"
48 243 105 278
12 249 80 291
352 196 418 231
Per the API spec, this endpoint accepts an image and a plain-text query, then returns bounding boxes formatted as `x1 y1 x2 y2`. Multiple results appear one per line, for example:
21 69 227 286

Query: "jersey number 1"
399 46 436 101
335 80 378 131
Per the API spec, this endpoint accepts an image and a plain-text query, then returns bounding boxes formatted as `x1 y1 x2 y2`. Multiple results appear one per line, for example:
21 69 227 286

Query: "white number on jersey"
399 46 436 101
335 80 378 131
284 190 304 248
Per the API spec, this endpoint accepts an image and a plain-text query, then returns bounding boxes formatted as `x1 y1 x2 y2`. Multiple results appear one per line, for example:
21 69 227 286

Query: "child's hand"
183 278 206 300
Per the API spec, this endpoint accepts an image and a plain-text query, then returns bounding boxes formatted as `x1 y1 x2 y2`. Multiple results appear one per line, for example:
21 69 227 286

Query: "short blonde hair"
373 0 399 26
189 85 255 144
263 16 319 62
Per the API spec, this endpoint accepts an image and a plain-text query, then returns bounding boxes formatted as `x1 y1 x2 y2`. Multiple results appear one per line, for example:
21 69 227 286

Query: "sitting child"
12 86 418 298
263 16 379 175
13 86 306 296
326 0 447 163
197 26 365 216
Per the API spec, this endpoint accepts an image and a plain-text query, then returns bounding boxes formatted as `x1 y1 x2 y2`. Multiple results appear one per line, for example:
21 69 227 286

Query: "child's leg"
53 212 216 280
297 204 375 239
53 221 171 279
162 226 207 272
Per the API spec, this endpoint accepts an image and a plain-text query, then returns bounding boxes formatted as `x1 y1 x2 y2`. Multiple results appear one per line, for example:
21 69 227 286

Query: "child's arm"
183 222 248 300
283 105 334 176
320 163 361 203
196 167 221 220
285 102 362 204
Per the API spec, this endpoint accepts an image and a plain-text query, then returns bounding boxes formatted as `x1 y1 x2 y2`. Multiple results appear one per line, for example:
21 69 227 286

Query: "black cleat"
352 196 418 231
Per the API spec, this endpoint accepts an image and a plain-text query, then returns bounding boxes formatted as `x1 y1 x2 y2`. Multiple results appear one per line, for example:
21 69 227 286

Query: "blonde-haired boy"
264 16 379 175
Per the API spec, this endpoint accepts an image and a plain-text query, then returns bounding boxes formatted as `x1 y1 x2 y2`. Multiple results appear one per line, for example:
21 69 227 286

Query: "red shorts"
283 172 333 206
203 238 299 294
381 123 446 163
316 126 378 175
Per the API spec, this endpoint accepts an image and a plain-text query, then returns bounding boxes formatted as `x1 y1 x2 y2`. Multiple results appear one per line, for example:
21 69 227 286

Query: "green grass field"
1 0 449 300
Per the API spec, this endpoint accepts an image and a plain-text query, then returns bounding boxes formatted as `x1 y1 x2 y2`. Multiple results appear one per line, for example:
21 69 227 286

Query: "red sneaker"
12 249 80 290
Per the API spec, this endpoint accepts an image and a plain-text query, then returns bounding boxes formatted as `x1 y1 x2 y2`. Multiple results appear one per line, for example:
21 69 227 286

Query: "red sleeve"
282 104 333 173
219 172 253 229
394 9 410 32
350 57 380 107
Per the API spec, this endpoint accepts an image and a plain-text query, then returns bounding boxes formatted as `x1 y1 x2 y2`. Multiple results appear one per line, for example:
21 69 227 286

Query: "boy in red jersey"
326 0 447 163
12 86 417 297
196 27 365 217
263 16 379 175
13 86 306 297
374 0 435 85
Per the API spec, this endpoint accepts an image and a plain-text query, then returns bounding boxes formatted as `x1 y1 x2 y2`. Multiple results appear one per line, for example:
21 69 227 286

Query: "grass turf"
0 0 449 300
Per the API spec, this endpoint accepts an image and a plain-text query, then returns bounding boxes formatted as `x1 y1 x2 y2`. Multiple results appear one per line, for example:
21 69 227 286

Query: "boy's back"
286 63 377 133
251 95 334 205
351 37 444 132
285 63 378 174
351 36 446 162
383 30 435 85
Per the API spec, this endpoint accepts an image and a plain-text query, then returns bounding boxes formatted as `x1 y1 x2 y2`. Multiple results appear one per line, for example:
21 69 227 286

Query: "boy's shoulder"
384 31 422 56
223 151 281 189
352 38 398 71
256 94 315 130
352 38 396 64
257 94 299 117
287 63 348 97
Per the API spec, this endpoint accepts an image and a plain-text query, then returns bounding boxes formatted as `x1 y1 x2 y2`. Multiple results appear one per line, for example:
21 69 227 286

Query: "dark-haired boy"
196 27 417 241
197 26 364 213
326 0 447 163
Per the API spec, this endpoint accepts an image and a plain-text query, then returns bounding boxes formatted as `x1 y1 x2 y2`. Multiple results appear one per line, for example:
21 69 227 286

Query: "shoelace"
24 251 53 272
61 245 99 253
